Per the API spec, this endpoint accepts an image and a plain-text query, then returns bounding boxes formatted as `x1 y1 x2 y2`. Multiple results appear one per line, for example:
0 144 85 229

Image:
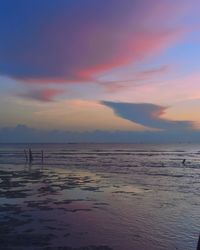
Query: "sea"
0 143 199 250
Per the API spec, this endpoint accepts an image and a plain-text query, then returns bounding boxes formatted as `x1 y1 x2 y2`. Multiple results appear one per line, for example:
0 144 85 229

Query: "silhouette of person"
182 159 186 165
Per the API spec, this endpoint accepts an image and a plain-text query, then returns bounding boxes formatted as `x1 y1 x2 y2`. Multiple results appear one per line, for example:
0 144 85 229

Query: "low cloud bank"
0 124 199 143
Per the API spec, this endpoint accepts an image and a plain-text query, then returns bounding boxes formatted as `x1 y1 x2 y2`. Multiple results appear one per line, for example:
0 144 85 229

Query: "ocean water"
0 143 199 250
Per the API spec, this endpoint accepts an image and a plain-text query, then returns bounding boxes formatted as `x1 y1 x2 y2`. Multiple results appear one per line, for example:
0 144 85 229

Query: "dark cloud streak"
103 101 194 130
18 88 63 102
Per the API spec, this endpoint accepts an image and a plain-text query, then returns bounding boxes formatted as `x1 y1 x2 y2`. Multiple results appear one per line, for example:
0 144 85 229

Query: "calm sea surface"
0 143 199 250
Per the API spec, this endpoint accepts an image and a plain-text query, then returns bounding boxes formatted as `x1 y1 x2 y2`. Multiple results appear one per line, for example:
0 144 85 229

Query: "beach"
0 143 199 250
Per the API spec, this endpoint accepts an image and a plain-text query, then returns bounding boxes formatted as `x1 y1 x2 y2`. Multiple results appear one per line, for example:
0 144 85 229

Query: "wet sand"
0 143 200 250
0 165 117 250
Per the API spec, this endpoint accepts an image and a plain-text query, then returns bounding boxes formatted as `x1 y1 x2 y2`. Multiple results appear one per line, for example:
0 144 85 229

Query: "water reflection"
0 144 199 249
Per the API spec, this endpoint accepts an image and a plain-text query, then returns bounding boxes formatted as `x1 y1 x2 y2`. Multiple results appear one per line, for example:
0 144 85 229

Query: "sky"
0 0 200 143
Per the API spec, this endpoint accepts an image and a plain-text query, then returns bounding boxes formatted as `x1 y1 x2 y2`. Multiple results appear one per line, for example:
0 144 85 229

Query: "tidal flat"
0 165 117 250
0 144 199 250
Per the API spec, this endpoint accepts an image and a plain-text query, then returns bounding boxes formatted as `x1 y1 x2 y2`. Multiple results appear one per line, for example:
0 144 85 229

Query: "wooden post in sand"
29 148 33 164
197 235 200 250
24 149 28 162
41 150 44 164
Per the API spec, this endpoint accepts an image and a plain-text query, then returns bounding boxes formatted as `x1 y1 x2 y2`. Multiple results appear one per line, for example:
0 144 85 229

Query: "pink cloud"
1 0 196 85
99 64 171 93
19 88 63 102
40 27 185 84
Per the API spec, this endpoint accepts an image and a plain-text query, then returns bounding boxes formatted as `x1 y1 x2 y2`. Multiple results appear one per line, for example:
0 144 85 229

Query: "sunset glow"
0 0 200 142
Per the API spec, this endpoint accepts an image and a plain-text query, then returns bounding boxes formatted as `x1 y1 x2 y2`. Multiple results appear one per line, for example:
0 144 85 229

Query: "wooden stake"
29 148 33 163
41 150 44 164
24 149 28 162
197 235 200 250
